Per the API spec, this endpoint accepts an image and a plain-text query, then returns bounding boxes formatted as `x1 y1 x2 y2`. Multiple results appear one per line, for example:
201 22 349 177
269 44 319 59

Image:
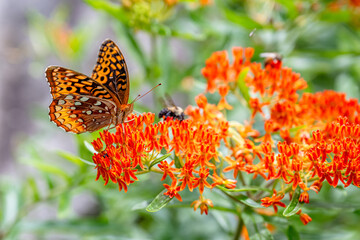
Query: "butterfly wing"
46 66 120 104
91 39 130 105
49 94 116 133
46 66 122 133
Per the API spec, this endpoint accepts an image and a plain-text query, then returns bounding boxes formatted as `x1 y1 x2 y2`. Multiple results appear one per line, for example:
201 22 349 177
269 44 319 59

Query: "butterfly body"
46 39 133 133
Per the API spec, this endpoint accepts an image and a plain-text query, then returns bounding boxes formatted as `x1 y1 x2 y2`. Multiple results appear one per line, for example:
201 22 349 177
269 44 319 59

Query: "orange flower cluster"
201 47 254 109
90 45 360 225
92 111 231 204
201 46 360 224
245 116 360 207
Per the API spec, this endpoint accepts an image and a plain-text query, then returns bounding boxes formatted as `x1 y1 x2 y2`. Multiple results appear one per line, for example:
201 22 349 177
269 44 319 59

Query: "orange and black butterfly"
260 52 282 69
46 39 159 133
158 95 185 121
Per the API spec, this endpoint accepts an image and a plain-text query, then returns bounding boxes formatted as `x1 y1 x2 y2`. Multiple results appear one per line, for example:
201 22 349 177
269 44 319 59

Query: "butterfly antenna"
131 83 162 104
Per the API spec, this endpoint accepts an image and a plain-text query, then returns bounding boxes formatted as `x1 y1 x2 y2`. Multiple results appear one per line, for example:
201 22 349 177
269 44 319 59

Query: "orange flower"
217 85 233 110
91 112 229 193
178 160 196 192
158 160 177 181
223 156 246 179
261 190 286 213
164 180 182 201
211 171 237 188
193 167 211 194
202 47 253 94
91 138 103 152
191 196 214 215
296 209 312 225
249 98 268 119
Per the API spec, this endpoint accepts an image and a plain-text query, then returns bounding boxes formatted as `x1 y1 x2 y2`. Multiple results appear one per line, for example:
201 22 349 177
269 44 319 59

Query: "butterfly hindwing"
49 94 116 133
91 39 130 105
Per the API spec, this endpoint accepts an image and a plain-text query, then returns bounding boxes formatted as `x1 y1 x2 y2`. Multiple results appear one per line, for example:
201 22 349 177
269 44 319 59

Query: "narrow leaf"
22 159 71 182
58 193 72 219
237 67 251 104
57 150 95 167
236 195 265 209
222 8 262 29
283 187 301 217
57 151 82 166
149 153 172 169
27 177 40 202
77 157 96 167
84 0 127 23
146 189 173 212
174 154 182 168
84 141 96 154
217 185 272 193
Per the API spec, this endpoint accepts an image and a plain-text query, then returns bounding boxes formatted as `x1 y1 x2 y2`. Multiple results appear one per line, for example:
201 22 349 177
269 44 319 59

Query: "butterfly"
158 94 185 121
46 39 159 134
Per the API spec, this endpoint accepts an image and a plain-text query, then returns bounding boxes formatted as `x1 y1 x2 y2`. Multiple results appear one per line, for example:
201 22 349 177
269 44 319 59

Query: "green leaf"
22 159 71 183
243 210 274 240
84 0 127 23
78 158 96 167
283 187 301 217
236 195 265 209
237 67 251 104
73 135 94 161
174 154 182 168
58 193 72 219
57 151 83 166
320 9 351 23
27 177 40 202
217 185 272 193
84 141 97 154
286 225 300 240
149 153 172 169
57 150 96 167
221 8 262 30
275 0 297 20
146 189 174 212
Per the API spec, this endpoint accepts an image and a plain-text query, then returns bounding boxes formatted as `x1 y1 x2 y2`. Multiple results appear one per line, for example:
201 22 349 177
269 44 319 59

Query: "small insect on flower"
260 52 282 69
158 94 186 121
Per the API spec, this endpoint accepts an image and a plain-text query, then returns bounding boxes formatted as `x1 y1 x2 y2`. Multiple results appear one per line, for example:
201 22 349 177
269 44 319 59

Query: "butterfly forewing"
91 39 130 105
49 94 116 133
46 66 120 103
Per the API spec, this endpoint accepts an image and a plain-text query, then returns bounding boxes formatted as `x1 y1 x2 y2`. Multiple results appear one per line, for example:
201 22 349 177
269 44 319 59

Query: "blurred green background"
0 0 360 239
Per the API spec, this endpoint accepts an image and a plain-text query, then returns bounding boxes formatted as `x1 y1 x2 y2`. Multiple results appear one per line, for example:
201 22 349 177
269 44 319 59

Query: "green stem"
233 212 244 240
